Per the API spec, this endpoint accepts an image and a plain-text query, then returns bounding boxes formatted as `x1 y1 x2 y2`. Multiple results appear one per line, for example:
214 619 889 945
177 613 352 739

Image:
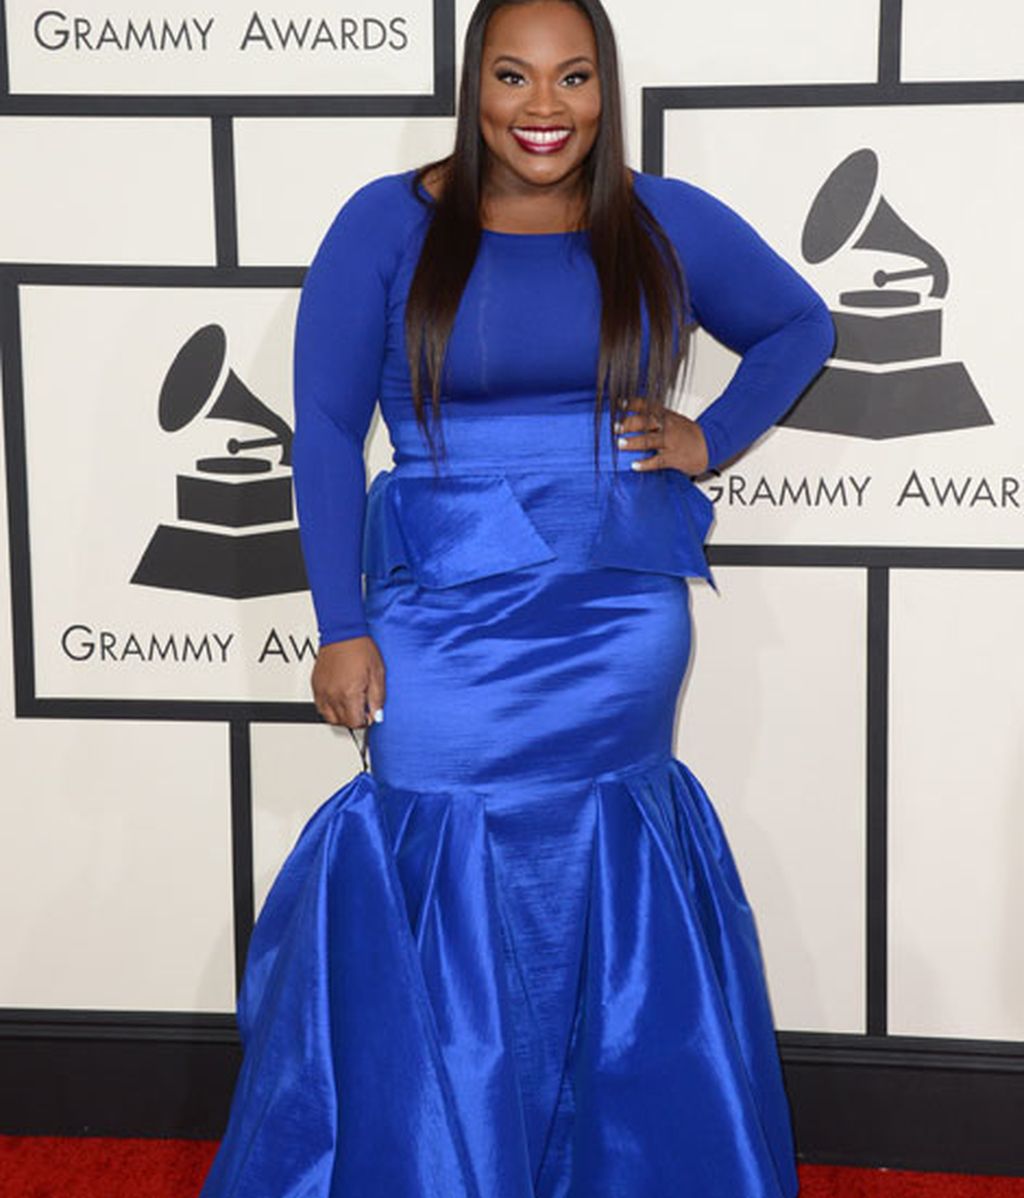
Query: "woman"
200 1 834 1195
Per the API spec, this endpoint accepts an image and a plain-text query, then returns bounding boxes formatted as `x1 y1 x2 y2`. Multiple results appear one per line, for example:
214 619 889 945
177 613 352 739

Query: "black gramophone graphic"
132 323 308 598
781 147 992 439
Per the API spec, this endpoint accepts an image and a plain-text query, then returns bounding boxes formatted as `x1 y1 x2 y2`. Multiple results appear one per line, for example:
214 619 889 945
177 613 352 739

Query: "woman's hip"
364 560 692 791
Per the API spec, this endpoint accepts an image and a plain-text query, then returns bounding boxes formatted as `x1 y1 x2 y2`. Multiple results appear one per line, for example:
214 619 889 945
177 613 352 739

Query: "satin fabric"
200 410 798 1198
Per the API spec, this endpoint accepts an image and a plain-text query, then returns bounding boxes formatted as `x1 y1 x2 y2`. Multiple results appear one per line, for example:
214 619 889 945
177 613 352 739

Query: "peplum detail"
586 467 716 587
362 471 557 590
362 464 716 591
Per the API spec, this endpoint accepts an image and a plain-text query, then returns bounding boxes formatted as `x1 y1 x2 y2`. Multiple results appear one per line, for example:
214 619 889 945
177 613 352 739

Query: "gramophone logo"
782 147 992 440
131 324 308 599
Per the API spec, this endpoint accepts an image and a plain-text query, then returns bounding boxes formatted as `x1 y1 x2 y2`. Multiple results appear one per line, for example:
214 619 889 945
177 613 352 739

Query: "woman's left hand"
614 396 709 477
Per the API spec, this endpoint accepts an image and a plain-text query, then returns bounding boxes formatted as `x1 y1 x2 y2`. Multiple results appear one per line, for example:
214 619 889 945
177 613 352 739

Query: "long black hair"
404 0 692 472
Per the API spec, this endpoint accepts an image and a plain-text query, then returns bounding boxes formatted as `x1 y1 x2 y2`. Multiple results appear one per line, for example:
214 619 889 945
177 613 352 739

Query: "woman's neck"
421 160 590 234
480 162 588 234
480 191 587 234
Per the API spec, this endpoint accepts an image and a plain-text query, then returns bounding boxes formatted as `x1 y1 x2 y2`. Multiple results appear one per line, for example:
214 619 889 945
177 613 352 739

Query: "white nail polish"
617 436 628 449
373 708 384 723
630 460 641 471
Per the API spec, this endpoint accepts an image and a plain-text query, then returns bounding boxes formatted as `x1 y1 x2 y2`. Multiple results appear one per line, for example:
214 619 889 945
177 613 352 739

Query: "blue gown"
199 168 835 1198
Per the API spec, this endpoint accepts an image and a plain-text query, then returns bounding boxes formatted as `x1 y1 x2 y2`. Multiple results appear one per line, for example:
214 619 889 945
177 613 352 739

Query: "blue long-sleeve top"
292 167 835 647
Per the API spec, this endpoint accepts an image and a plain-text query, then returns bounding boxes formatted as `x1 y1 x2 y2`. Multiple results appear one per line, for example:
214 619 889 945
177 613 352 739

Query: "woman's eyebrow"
490 53 595 69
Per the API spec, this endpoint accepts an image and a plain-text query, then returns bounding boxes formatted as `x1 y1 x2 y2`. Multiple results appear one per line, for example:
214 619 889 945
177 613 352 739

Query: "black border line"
0 265 303 284
211 117 238 269
878 0 903 88
865 567 889 1036
431 0 456 112
780 1030 1024 1072
642 79 1024 176
0 0 456 117
1 271 35 716
707 546 1024 570
229 720 255 992
0 0 8 97
0 1008 237 1040
4 1009 1023 1068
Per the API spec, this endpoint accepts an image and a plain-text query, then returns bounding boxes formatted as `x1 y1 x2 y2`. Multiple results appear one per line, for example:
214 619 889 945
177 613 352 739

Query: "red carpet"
1 1137 1023 1196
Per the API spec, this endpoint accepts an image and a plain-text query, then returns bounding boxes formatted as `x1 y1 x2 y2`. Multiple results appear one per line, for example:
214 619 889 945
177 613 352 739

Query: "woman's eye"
493 67 591 87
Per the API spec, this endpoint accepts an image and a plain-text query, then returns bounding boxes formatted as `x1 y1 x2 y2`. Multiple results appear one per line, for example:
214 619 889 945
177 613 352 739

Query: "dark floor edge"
5 1012 1020 1062
1 1030 1023 1173
785 1054 1024 1176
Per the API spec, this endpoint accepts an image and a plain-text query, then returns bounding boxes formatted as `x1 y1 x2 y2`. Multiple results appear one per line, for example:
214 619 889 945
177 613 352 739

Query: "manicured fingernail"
630 460 642 470
613 421 623 433
373 708 384 723
617 436 629 449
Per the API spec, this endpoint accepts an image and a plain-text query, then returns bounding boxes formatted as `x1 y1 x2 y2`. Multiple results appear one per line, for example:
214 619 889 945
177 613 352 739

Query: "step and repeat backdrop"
1 0 1022 1087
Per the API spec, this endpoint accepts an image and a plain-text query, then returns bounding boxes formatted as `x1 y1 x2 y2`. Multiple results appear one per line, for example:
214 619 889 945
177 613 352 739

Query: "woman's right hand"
311 636 386 728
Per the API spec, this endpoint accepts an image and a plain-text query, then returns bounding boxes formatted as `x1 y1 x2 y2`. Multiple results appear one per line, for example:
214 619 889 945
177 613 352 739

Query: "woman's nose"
524 78 564 116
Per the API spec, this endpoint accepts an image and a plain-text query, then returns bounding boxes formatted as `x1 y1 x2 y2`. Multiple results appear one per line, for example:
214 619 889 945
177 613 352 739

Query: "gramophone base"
781 360 993 440
131 525 308 599
177 472 294 528
833 306 942 364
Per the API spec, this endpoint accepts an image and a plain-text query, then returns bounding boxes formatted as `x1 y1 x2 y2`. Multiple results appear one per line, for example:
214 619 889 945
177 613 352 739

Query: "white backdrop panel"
889 569 1024 1041
0 118 213 265
609 0 877 91
6 0 435 96
235 117 456 266
665 103 1024 550
902 0 1024 82
677 568 866 1033
20 285 326 704
0 713 234 1011
251 724 364 915
2 297 233 1015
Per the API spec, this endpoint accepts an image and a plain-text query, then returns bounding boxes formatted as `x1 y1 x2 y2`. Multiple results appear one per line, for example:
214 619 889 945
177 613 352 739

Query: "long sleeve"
658 178 836 471
292 180 393 648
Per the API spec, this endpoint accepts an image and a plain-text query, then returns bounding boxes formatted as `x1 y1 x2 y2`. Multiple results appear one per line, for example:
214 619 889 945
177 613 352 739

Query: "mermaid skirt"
199 412 799 1198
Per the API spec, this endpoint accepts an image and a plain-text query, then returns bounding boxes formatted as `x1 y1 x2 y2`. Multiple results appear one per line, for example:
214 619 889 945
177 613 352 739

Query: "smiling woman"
405 0 695 471
197 2 835 1196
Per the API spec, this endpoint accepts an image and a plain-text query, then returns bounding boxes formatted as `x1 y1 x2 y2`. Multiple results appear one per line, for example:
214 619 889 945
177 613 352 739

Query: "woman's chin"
500 147 587 189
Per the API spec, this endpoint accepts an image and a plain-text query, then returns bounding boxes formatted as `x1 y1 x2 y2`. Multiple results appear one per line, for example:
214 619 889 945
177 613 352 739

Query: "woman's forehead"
482 1 597 60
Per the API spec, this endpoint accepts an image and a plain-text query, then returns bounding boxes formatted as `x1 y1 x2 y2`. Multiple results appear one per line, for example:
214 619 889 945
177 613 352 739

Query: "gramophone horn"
158 324 226 432
802 147 878 264
802 147 949 299
157 323 293 465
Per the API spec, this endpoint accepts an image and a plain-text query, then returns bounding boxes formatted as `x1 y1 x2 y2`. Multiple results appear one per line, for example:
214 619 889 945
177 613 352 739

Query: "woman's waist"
386 410 647 476
363 411 716 592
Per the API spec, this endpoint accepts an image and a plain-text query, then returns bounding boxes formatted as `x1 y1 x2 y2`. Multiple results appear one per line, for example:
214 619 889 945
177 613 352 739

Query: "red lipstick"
510 126 573 155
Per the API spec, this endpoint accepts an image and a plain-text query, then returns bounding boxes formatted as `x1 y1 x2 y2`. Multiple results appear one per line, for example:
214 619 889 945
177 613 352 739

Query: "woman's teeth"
511 127 572 152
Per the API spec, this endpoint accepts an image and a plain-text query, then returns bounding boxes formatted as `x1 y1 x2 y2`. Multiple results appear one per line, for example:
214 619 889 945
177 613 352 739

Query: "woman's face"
478 0 601 193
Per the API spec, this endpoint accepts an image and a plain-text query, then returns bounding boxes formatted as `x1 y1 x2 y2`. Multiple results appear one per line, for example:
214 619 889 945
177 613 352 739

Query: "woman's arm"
659 177 836 470
292 179 394 648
